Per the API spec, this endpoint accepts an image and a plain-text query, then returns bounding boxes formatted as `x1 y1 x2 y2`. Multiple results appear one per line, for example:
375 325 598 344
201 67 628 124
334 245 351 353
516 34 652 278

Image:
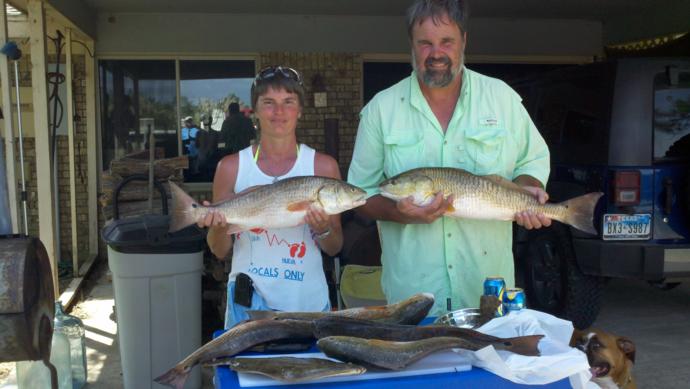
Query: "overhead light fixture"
6 4 24 17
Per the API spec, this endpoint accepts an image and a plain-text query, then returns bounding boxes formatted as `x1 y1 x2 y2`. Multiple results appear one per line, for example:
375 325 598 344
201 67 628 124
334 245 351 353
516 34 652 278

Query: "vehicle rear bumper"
573 239 690 279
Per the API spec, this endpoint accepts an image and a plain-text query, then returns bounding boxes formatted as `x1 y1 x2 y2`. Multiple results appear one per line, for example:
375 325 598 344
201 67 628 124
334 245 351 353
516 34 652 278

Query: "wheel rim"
528 238 563 311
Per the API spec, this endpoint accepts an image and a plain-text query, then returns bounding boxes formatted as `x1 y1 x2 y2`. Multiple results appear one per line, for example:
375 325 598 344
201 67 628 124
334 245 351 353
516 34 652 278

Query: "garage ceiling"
83 0 689 22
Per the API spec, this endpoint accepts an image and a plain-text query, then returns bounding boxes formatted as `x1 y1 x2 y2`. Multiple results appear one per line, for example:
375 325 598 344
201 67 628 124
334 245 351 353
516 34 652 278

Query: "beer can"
483 277 506 317
503 288 526 312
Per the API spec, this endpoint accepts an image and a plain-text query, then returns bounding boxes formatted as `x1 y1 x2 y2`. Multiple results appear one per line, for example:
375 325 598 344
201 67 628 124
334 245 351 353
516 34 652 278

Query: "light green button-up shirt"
347 68 550 316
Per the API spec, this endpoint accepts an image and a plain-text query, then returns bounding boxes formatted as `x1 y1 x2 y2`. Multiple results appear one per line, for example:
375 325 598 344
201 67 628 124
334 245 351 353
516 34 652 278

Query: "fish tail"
168 181 199 233
494 334 544 356
559 192 603 234
153 365 190 389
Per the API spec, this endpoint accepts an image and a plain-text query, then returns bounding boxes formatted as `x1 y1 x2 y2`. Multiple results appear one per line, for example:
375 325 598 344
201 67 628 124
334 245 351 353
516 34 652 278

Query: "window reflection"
180 60 255 182
99 59 256 183
99 60 176 168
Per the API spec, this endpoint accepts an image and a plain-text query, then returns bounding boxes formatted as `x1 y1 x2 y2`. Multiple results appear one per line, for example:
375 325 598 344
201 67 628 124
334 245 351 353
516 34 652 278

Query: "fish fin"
494 334 544 356
168 181 199 233
154 365 190 389
202 357 235 367
246 310 278 320
560 192 603 234
226 224 245 235
481 175 535 197
446 203 456 213
286 201 312 212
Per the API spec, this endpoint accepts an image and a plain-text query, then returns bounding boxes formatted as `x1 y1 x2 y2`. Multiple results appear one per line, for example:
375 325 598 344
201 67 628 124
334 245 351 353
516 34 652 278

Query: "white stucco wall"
95 13 604 58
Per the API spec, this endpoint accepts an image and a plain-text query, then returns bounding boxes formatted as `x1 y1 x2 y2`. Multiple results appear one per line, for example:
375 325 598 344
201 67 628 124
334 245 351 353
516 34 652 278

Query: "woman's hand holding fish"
196 200 229 231
305 206 331 238
514 186 552 230
396 192 454 224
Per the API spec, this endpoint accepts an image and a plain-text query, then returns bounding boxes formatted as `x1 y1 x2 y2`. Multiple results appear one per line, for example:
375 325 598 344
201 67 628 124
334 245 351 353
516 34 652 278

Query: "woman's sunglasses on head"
254 66 303 86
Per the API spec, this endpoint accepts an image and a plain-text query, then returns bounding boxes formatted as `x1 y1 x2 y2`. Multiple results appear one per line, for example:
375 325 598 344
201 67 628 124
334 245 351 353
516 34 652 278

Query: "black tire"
520 224 604 329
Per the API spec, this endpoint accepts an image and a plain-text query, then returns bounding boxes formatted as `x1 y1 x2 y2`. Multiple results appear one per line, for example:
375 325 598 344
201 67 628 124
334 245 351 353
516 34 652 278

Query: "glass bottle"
16 325 73 389
54 301 87 389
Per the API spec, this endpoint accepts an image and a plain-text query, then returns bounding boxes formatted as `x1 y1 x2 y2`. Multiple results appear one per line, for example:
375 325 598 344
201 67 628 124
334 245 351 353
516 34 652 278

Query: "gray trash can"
102 176 205 389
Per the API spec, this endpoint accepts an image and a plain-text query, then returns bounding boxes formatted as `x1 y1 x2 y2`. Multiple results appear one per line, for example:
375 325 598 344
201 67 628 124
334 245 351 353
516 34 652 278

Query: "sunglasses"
254 66 303 86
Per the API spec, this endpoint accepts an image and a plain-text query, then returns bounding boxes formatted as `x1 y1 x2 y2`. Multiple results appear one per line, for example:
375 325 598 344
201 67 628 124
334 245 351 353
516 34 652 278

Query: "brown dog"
570 329 636 389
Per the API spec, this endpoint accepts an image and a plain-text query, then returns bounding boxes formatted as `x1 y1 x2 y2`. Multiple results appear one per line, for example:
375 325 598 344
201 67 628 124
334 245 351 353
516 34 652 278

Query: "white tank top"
230 144 329 312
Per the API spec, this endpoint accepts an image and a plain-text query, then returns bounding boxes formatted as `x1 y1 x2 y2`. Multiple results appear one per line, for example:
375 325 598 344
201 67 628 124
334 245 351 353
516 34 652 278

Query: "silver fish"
208 356 366 382
247 292 434 325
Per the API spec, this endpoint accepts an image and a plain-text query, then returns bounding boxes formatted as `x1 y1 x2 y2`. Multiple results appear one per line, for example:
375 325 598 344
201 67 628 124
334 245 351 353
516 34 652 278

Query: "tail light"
613 170 640 206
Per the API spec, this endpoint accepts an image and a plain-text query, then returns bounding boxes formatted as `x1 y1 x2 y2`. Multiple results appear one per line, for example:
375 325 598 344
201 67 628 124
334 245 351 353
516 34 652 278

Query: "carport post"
28 0 59 297
65 28 79 276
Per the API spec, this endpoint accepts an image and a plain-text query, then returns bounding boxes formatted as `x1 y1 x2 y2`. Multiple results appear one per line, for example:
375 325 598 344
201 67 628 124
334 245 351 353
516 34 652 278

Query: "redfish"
379 167 602 234
168 176 366 233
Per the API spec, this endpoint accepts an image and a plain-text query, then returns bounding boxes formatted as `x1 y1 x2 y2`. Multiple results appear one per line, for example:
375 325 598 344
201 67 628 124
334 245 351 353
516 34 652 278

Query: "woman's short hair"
251 66 305 110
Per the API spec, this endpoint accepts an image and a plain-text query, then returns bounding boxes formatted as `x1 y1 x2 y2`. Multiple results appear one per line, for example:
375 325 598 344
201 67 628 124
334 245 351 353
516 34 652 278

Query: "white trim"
28 0 59 298
85 38 98 257
361 52 592 65
97 52 260 60
465 54 594 64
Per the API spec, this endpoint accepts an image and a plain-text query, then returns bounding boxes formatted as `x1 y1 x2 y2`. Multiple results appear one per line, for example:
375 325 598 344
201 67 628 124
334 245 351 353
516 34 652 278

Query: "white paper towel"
455 309 600 389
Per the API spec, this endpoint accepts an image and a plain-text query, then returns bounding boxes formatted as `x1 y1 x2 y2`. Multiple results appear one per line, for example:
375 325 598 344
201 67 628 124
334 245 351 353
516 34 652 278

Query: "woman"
199 66 343 328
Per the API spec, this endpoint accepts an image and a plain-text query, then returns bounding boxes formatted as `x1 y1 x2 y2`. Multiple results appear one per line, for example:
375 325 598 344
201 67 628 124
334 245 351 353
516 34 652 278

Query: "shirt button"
448 264 453 269
443 140 448 145
447 233 452 237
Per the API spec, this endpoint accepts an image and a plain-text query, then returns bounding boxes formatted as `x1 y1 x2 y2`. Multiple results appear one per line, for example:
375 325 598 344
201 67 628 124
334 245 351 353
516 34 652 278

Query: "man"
220 102 257 155
181 116 202 178
347 0 552 315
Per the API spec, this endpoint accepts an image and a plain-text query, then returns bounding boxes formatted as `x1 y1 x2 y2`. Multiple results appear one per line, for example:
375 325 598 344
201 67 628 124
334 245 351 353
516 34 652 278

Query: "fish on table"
168 176 367 233
154 319 313 389
318 335 524 371
207 356 366 383
312 316 543 356
247 292 435 325
379 167 603 234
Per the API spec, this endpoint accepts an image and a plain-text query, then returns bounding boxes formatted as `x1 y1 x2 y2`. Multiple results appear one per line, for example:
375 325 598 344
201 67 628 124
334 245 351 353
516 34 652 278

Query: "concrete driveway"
592 278 690 389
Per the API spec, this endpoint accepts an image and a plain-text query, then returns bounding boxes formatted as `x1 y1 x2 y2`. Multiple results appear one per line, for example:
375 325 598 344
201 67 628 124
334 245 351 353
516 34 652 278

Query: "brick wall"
8 54 91 270
260 53 362 174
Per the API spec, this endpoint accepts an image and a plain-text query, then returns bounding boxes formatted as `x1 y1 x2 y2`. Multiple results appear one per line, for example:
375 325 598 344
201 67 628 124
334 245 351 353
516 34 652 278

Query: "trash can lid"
101 214 205 254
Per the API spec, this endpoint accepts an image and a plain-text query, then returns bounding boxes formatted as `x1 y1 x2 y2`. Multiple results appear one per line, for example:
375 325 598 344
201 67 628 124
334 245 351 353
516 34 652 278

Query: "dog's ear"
617 337 636 363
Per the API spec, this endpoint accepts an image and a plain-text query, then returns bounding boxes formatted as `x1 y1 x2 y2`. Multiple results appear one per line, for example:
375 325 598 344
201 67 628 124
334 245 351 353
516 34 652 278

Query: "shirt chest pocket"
465 127 506 175
383 131 424 177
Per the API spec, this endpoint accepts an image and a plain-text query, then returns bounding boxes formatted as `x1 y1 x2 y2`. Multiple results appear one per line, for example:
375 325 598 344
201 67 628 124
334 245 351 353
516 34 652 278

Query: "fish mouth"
352 199 367 208
590 362 610 378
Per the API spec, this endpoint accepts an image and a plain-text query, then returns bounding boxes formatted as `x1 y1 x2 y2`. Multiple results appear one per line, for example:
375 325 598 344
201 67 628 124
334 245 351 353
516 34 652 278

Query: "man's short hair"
228 102 240 114
407 0 468 38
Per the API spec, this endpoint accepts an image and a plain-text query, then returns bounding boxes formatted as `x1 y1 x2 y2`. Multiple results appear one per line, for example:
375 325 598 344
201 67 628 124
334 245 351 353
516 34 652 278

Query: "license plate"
602 214 651 240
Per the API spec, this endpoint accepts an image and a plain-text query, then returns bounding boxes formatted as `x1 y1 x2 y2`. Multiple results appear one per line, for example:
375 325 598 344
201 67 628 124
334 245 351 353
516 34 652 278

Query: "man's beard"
412 51 464 88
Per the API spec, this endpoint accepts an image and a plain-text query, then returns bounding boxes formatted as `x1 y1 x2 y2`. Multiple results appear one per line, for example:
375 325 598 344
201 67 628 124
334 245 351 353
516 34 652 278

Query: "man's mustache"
425 56 451 68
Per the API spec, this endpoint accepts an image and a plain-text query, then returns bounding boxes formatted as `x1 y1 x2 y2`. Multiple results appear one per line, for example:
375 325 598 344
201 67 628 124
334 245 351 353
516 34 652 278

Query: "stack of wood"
100 148 188 220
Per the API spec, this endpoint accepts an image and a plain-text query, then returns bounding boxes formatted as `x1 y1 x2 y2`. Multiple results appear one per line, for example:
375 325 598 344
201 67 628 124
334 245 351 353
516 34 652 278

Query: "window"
99 59 256 182
179 60 255 182
527 63 616 165
99 60 176 168
654 69 690 161
363 62 412 106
